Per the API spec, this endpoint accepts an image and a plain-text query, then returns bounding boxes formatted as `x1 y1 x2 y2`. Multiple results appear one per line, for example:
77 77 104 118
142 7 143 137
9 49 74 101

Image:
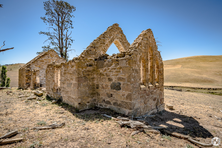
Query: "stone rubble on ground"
34 91 43 97
27 95 37 100
37 97 44 101
166 104 174 110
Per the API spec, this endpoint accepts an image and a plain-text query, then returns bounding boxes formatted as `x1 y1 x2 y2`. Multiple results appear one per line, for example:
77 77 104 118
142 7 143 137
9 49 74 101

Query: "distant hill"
1 55 222 88
164 55 222 88
0 64 25 87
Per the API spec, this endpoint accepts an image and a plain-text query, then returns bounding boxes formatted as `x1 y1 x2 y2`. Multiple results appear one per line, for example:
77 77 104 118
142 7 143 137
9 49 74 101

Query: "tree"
0 66 11 87
6 78 10 87
39 0 76 60
0 41 14 52
0 5 15 53
0 66 7 87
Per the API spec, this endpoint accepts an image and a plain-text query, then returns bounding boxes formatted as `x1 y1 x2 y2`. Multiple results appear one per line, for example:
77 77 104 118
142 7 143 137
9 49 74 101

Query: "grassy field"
164 55 222 88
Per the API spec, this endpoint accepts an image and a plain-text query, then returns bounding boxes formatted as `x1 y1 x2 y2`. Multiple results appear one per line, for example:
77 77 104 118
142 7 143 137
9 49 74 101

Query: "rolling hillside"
164 55 222 88
1 55 222 88
0 64 24 87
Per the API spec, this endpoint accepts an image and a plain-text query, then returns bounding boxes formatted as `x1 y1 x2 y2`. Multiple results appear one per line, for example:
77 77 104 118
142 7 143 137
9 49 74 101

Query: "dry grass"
165 86 222 96
0 56 222 147
164 55 222 88
0 88 222 148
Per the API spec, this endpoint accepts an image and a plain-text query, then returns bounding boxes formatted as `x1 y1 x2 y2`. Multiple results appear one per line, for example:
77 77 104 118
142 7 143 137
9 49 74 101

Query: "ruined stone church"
19 23 164 117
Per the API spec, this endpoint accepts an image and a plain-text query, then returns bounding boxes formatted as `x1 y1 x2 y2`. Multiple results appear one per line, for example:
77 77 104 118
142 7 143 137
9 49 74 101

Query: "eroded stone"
34 90 43 97
110 82 121 91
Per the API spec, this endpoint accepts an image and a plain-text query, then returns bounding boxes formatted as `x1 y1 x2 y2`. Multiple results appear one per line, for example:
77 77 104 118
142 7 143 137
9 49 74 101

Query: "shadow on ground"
47 97 213 139
147 110 213 139
46 96 124 122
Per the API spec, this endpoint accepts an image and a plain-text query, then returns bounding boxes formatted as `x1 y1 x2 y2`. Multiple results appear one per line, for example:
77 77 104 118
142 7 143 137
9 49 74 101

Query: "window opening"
106 43 120 55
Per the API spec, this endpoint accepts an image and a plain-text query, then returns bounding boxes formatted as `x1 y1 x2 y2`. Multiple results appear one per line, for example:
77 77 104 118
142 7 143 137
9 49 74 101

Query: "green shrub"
6 78 10 87
186 144 194 148
162 135 171 141
37 121 46 126
0 66 7 87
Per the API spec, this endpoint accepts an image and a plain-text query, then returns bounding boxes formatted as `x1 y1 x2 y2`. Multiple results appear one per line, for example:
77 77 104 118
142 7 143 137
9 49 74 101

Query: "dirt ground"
0 88 221 148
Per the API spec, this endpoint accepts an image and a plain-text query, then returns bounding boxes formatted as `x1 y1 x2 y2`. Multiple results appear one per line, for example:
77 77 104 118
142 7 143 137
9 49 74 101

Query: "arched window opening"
155 60 159 85
141 53 148 85
148 47 153 85
36 70 40 87
54 68 60 88
106 43 120 56
58 69 61 87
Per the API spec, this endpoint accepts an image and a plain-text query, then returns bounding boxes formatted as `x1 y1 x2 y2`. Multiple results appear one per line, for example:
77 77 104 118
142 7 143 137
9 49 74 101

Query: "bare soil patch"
0 88 222 148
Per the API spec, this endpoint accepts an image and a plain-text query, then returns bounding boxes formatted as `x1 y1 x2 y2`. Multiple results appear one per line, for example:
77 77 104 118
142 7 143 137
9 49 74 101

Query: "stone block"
119 101 134 110
97 60 104 69
116 53 125 58
122 83 132 92
108 77 113 82
109 105 129 115
67 83 72 88
27 95 37 100
166 104 174 110
82 70 93 76
104 100 112 105
126 93 132 101
34 90 43 97
104 59 113 67
121 67 131 75
119 59 127 66
117 77 126 82
110 82 121 91
126 74 135 83
77 77 88 83
106 93 113 98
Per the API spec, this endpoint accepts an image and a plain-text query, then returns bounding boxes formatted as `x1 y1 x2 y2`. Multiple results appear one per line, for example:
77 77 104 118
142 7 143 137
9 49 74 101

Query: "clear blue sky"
0 0 222 65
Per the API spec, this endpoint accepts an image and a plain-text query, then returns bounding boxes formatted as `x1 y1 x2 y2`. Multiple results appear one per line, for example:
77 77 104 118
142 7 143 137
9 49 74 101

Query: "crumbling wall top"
78 23 130 59
20 49 64 69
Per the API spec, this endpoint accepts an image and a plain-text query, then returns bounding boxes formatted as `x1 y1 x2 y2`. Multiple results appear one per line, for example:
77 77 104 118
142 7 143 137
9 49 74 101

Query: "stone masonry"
19 49 65 89
46 23 164 117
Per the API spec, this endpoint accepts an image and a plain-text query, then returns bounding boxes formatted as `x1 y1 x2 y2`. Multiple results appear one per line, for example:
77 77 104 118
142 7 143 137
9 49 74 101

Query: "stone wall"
19 50 65 89
80 23 130 59
46 57 97 109
46 24 164 117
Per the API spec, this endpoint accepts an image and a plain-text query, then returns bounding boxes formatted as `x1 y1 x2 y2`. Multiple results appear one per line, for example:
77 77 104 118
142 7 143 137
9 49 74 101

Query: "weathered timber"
32 122 65 130
0 130 18 139
163 129 213 147
0 138 23 145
